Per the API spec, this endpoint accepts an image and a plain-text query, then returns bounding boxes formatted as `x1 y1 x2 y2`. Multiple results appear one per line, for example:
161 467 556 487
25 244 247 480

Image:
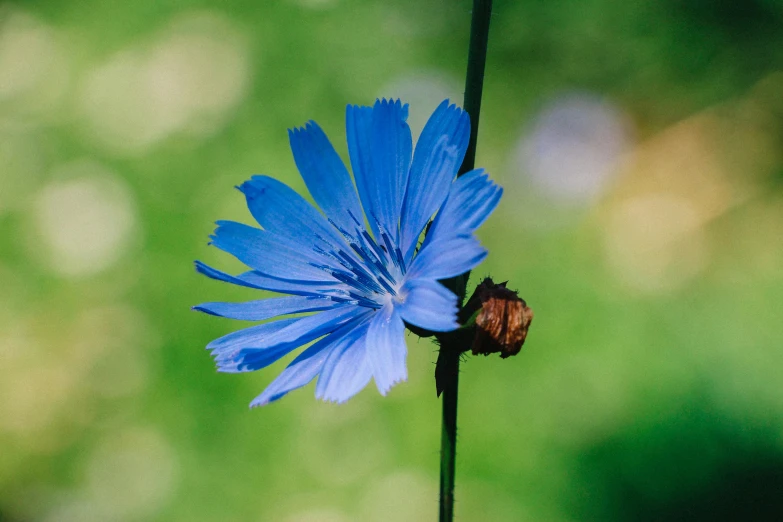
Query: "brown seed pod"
461 278 533 358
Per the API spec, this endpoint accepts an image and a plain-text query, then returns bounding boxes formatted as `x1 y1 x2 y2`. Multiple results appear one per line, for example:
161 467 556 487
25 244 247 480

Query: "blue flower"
194 99 502 406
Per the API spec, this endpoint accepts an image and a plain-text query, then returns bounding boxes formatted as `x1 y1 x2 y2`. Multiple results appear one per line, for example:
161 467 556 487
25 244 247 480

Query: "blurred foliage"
1 0 782 521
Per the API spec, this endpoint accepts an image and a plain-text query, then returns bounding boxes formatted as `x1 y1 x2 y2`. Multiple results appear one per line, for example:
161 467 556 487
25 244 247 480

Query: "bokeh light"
31 160 139 277
79 11 250 155
0 8 70 118
515 93 633 205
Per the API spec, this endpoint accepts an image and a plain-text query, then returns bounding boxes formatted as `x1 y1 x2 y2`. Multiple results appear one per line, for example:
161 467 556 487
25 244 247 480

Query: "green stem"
438 1 493 521
438 347 461 522
460 0 493 178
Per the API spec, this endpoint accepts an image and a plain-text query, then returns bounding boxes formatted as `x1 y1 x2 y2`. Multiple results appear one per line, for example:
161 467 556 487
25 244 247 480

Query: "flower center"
313 218 406 309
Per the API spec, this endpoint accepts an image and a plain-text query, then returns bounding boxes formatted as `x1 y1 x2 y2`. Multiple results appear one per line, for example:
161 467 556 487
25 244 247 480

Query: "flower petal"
212 318 299 373
238 175 346 249
397 279 459 332
407 235 487 280
195 260 347 297
369 99 412 241
289 121 365 233
426 168 502 244
347 100 412 241
366 304 407 395
209 220 336 282
193 295 342 321
194 260 267 290
208 304 356 354
346 104 379 239
208 305 362 372
249 318 363 407
315 321 374 403
250 343 326 407
400 101 470 261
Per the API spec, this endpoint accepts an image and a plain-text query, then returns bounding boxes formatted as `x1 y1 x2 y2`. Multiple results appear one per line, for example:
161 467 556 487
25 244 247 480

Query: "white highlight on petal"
515 92 633 205
79 11 250 155
32 160 138 277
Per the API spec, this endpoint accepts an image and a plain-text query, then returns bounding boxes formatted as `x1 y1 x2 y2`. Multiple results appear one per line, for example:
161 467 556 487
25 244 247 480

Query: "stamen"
307 211 405 305
346 291 383 309
380 228 400 271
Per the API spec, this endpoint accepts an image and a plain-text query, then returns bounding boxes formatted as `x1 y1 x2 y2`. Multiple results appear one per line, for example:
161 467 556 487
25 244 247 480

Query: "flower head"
194 99 502 406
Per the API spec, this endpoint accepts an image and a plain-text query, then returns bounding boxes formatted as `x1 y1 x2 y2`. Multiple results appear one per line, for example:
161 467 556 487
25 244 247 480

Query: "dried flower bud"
461 278 533 358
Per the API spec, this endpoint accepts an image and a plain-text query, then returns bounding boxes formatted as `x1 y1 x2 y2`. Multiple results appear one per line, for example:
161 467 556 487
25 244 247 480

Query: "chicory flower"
195 99 501 406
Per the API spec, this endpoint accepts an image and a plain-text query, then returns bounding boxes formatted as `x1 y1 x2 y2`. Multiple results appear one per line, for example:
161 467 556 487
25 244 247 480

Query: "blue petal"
194 260 267 290
347 100 412 241
209 221 336 282
369 99 412 242
400 101 470 261
213 318 299 373
208 305 362 372
407 235 487 280
195 261 346 296
250 342 327 407
193 295 342 321
289 121 365 233
365 304 407 395
249 318 365 407
346 104 379 239
426 169 502 244
239 271 352 299
238 175 346 250
315 321 374 403
208 304 357 354
396 279 459 332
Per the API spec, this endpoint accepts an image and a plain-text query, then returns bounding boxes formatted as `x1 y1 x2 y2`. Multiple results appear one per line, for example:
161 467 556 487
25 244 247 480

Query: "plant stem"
438 1 493 521
460 0 493 179
438 347 461 522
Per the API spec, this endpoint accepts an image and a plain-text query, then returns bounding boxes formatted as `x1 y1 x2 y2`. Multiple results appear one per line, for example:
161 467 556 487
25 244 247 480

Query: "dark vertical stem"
438 1 493 521
438 347 461 522
460 0 493 177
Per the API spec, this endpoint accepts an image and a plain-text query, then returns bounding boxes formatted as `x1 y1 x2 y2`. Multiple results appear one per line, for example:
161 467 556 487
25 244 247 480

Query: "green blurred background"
2 0 782 520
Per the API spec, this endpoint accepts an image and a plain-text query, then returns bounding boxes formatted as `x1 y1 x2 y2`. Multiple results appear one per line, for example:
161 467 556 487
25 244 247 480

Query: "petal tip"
249 396 270 408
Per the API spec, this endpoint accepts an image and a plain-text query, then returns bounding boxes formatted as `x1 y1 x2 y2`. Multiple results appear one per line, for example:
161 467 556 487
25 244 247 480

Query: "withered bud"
460 278 533 358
